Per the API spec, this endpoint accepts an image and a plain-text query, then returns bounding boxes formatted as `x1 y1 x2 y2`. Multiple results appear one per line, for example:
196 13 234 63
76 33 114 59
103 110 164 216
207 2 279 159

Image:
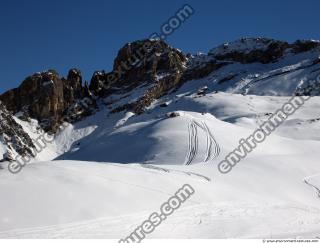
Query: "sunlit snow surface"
1 47 320 238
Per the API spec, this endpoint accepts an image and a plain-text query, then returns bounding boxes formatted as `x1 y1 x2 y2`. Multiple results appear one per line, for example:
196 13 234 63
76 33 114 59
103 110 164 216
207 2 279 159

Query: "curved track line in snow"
204 122 220 161
140 164 211 182
197 121 220 162
185 121 199 165
304 174 320 198
49 164 186 200
185 119 220 165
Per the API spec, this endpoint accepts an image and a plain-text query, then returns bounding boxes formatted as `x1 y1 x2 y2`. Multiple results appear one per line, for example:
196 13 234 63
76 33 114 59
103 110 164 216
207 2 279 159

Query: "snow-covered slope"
1 38 320 239
209 37 280 56
195 45 320 96
1 90 320 238
1 155 320 239
57 94 320 164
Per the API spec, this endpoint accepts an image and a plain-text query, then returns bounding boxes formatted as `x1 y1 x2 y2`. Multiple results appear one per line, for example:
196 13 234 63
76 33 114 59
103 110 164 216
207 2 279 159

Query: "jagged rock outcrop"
0 69 93 132
90 40 187 94
0 70 65 131
0 101 35 161
63 69 84 107
90 39 188 113
292 40 320 54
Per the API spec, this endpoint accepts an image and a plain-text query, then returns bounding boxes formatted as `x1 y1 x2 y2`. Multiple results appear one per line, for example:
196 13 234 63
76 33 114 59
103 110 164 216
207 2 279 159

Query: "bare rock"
0 101 35 160
0 69 93 132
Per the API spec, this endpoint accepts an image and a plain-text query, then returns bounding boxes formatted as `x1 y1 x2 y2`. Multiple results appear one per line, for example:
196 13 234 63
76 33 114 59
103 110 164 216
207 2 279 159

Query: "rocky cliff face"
90 40 187 94
90 39 188 113
0 101 35 161
1 37 320 134
0 69 92 132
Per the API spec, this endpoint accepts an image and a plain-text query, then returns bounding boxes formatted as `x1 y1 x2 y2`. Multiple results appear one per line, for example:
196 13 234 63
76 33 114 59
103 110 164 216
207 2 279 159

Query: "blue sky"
0 0 319 93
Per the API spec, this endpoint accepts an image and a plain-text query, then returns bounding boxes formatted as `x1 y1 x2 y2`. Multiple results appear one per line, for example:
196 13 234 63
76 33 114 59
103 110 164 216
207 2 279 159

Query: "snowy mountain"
0 37 320 239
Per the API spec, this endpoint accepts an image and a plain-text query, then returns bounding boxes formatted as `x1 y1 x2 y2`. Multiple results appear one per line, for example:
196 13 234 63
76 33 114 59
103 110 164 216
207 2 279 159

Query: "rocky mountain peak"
90 39 187 96
0 69 90 132
66 68 83 92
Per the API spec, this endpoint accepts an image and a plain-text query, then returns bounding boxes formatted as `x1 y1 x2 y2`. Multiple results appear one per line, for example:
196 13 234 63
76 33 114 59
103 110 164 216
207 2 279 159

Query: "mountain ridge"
0 37 320 161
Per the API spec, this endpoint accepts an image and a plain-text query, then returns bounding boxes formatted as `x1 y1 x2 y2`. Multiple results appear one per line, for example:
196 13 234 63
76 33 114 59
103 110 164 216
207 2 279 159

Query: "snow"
1 151 320 239
1 41 320 239
0 144 5 160
209 37 277 56
42 80 54 86
191 47 320 96
1 90 320 238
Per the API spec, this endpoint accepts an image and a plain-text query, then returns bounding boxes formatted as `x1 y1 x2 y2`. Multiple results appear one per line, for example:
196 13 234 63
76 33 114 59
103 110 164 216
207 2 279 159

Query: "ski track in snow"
200 121 221 162
185 119 220 165
140 164 211 182
185 121 198 165
304 174 320 198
